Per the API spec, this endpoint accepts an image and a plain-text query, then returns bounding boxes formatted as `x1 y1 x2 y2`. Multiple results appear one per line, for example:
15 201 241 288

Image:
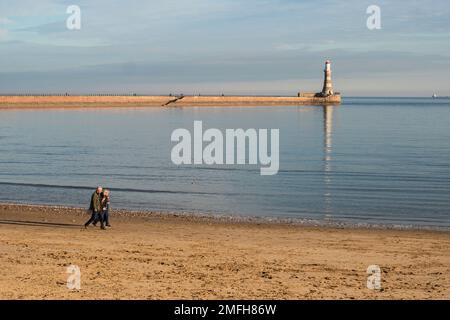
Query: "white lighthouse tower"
321 60 334 96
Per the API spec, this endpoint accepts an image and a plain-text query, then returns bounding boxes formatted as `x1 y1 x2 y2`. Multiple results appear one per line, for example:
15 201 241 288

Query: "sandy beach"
0 204 448 300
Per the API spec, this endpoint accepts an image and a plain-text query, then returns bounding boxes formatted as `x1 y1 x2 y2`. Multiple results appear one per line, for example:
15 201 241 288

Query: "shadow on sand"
0 219 80 228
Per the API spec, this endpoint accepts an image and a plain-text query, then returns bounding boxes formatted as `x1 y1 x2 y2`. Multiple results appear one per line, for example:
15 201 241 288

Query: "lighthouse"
321 60 334 96
296 60 340 102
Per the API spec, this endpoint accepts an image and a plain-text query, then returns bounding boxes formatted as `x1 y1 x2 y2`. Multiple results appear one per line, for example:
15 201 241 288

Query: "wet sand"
0 204 448 299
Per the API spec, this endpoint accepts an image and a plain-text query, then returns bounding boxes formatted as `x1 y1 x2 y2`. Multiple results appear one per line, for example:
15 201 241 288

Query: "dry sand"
0 204 448 300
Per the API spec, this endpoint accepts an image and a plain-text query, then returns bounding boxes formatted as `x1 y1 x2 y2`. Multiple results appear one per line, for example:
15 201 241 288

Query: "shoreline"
1 202 448 233
0 95 341 108
0 203 449 299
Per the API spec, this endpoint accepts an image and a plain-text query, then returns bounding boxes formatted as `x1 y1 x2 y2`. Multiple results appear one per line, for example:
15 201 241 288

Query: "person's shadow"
0 219 80 228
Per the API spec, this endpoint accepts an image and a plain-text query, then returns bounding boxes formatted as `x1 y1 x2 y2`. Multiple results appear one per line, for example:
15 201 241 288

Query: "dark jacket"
89 191 102 212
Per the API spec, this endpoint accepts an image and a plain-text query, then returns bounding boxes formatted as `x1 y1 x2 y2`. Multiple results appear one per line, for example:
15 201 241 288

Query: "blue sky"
0 0 449 96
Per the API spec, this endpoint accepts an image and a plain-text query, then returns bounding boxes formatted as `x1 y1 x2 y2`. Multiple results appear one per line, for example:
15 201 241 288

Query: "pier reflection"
323 105 337 219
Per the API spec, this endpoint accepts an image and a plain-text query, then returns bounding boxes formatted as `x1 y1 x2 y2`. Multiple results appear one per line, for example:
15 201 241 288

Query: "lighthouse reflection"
323 105 336 219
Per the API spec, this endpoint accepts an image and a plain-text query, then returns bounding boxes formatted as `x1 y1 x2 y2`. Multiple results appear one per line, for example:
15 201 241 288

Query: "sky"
0 0 449 96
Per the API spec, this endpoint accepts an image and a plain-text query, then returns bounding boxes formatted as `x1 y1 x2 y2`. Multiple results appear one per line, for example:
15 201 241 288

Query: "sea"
0 97 449 229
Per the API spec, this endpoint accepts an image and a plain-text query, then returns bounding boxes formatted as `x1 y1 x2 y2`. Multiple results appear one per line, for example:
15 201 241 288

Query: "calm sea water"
0 98 449 228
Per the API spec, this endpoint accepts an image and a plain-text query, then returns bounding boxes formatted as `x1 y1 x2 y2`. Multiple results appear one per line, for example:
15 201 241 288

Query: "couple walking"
84 186 111 230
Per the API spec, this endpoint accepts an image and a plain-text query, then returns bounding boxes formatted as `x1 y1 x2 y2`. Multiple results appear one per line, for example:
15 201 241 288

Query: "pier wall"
0 95 341 108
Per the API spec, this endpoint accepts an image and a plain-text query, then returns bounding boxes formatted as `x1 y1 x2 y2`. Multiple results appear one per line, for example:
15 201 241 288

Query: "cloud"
0 16 12 39
0 17 12 24
0 28 8 40
274 43 309 51
15 21 65 34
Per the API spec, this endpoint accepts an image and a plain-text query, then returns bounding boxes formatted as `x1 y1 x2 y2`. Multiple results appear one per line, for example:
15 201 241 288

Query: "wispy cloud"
0 28 7 39
0 17 12 24
0 16 12 39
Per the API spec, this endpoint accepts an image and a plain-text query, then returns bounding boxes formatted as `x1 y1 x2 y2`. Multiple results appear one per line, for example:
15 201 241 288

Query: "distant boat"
432 93 438 98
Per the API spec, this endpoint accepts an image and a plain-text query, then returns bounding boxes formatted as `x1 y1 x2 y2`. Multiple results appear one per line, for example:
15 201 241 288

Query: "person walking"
84 186 105 229
102 189 111 228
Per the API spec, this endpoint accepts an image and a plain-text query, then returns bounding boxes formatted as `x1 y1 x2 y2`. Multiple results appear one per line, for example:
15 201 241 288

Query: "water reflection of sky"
0 98 449 228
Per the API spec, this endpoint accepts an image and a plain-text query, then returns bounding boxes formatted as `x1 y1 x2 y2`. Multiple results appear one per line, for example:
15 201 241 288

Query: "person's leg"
92 212 100 226
84 211 96 227
93 213 99 226
104 209 110 227
99 212 106 229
